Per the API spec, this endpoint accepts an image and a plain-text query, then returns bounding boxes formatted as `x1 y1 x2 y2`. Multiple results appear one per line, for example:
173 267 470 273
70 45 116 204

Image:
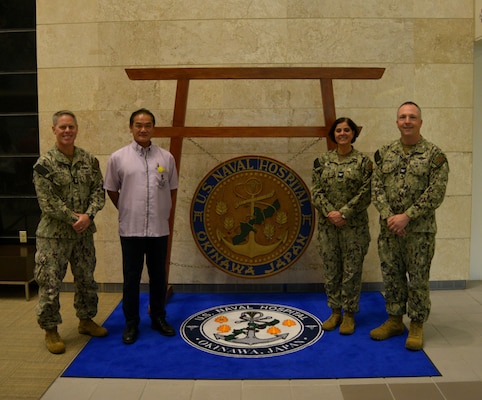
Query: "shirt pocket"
321 165 336 182
51 170 71 187
156 172 167 189
380 159 398 174
77 165 93 184
408 159 430 189
50 170 71 200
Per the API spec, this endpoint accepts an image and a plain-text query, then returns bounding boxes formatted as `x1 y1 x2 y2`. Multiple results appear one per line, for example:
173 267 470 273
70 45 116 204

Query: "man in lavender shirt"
104 108 178 344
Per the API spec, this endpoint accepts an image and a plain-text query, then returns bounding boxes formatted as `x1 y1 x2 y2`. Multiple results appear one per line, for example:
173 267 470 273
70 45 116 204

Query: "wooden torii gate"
125 66 385 283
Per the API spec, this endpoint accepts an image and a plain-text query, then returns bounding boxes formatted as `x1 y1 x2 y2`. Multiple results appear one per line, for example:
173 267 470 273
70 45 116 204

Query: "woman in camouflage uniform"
311 117 373 335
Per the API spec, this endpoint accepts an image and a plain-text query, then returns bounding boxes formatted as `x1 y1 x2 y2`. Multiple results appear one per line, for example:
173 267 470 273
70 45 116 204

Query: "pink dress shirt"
104 141 178 237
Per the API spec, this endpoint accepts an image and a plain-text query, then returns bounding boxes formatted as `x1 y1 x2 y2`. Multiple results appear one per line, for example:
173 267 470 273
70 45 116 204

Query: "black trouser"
120 236 168 326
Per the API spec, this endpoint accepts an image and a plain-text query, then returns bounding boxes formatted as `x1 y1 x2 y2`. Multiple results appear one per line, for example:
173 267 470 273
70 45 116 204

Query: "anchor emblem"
191 156 314 277
214 310 289 345
216 178 289 259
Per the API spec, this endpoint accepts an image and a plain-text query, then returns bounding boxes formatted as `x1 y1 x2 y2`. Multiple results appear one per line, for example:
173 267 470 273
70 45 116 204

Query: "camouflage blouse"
311 148 373 227
372 137 449 234
33 146 105 239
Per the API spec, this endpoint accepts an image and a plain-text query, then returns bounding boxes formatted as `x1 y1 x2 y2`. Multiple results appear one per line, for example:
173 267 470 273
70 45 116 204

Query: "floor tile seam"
432 381 450 400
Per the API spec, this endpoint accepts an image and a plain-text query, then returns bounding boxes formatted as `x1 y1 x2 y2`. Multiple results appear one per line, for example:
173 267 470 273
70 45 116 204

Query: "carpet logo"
181 303 323 358
191 156 314 278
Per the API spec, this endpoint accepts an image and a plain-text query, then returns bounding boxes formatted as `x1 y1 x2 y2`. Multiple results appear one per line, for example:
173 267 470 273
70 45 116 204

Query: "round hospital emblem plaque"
191 155 314 278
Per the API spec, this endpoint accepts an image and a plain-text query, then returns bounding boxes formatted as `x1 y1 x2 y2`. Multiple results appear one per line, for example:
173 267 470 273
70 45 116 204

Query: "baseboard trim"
61 280 467 293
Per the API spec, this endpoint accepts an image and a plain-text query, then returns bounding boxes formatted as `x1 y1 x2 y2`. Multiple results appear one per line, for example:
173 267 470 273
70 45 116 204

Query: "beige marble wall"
36 0 474 285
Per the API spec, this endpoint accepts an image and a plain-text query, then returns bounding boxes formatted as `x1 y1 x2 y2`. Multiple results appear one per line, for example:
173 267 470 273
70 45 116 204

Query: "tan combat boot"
78 319 108 337
323 308 342 331
405 321 424 351
45 327 66 354
370 315 405 340
339 312 355 335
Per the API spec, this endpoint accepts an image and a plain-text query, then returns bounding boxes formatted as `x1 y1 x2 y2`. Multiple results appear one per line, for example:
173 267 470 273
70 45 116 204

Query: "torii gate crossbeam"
125 66 385 287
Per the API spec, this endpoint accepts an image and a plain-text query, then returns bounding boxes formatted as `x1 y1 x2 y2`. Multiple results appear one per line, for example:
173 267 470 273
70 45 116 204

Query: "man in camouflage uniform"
33 110 107 354
370 102 449 350
312 117 372 335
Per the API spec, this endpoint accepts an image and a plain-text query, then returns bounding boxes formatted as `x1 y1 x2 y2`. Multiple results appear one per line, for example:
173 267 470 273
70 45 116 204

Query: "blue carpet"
62 291 440 379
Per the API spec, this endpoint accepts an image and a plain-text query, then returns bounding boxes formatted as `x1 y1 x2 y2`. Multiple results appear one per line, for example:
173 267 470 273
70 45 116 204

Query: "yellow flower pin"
157 166 165 173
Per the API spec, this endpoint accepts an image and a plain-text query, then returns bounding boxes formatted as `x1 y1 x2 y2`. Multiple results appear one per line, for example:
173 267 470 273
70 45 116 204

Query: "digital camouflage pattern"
372 136 449 322
35 236 99 329
312 149 373 226
372 137 448 234
312 148 372 312
33 146 105 238
33 145 105 329
377 232 435 322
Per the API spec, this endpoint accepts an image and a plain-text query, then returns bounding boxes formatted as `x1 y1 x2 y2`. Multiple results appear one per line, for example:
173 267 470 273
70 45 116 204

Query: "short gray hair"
398 101 422 117
52 110 78 126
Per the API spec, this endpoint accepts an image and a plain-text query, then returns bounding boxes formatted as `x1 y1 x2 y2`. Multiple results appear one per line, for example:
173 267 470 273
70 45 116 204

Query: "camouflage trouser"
377 232 435 322
318 223 370 313
34 236 99 329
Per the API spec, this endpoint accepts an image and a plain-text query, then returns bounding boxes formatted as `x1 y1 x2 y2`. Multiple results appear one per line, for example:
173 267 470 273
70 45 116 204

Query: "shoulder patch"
431 153 447 169
34 164 50 176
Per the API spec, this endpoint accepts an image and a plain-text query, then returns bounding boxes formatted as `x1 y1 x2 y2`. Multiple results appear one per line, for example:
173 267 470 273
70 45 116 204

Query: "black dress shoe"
122 324 138 344
151 317 176 336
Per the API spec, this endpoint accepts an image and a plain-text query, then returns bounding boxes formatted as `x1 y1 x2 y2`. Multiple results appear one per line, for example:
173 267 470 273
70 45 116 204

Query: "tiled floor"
1 282 482 400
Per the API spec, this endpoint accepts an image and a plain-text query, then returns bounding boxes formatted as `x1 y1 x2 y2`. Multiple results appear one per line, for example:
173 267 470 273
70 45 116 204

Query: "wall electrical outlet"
19 231 27 243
